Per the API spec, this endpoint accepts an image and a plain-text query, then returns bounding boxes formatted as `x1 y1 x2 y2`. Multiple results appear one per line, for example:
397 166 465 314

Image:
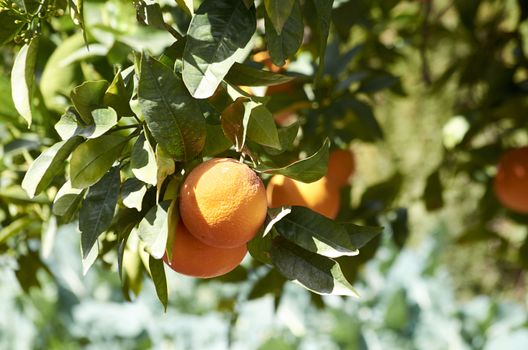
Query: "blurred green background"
2 0 528 349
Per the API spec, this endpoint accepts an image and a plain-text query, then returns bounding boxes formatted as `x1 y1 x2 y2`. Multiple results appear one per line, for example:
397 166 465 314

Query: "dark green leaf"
264 121 299 155
265 0 303 66
258 138 330 182
264 0 296 34
310 0 334 79
423 169 444 211
0 12 24 45
248 229 273 264
248 268 286 299
274 206 382 257
22 136 83 198
79 166 120 259
182 0 256 98
149 256 168 311
55 107 118 140
69 135 127 189
137 201 171 259
70 80 109 124
271 237 359 296
203 123 232 156
224 63 295 86
138 55 206 160
11 38 39 127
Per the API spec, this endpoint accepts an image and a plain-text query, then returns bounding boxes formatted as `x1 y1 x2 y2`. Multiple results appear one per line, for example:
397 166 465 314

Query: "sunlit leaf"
11 38 39 127
22 136 83 198
182 0 256 98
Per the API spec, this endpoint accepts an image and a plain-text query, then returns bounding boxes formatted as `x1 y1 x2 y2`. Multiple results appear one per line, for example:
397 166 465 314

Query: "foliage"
0 0 402 306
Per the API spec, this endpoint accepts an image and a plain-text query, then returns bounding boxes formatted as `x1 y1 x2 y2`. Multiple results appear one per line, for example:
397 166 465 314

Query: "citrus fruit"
179 158 267 248
266 175 340 219
327 149 355 188
164 221 247 278
493 147 528 213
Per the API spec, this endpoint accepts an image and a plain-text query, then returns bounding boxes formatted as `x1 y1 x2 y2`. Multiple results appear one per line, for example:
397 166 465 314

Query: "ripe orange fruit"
179 158 267 248
253 51 287 72
164 221 247 278
266 175 340 219
327 149 355 188
493 147 528 213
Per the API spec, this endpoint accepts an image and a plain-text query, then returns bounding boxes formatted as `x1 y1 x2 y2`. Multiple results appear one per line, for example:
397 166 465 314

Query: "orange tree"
0 0 411 308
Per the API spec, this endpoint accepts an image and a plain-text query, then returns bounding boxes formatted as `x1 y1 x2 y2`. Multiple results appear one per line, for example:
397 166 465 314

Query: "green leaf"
423 169 444 211
248 268 286 300
21 136 83 198
0 12 24 45
121 178 147 212
11 38 39 127
55 107 118 140
137 201 171 259
104 70 134 117
274 206 362 258
79 166 120 259
155 145 175 193
0 75 19 121
310 0 334 79
149 256 168 311
203 123 232 156
248 229 273 264
131 133 157 186
264 0 296 35
0 217 36 244
69 135 127 189
165 199 179 261
53 180 85 217
246 101 281 149
264 121 299 155
138 55 206 160
175 0 193 15
70 80 109 124
224 63 295 86
69 0 86 36
265 0 303 66
221 97 248 151
82 243 98 276
182 0 256 98
258 138 330 183
271 237 359 296
40 33 85 112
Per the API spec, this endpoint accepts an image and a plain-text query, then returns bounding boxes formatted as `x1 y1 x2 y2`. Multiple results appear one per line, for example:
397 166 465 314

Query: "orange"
164 221 247 278
327 149 355 188
253 51 287 72
266 175 340 219
493 147 528 213
179 158 267 248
